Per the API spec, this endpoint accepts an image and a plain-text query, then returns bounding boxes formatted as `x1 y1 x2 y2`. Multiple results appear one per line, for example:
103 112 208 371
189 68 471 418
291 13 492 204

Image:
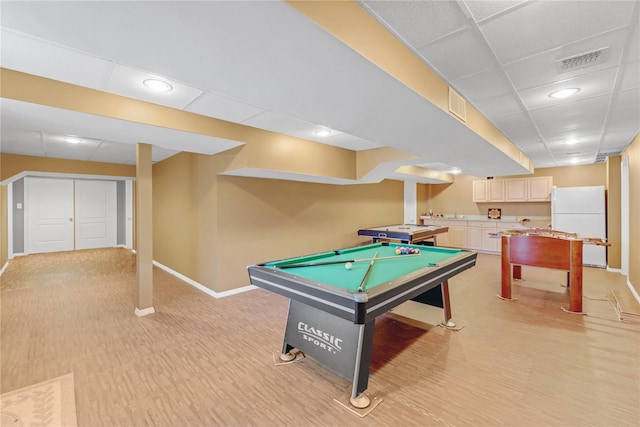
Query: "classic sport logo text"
297 322 343 354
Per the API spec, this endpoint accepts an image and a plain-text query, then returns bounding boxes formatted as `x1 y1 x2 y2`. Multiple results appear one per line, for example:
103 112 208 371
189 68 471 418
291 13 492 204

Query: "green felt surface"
267 243 462 292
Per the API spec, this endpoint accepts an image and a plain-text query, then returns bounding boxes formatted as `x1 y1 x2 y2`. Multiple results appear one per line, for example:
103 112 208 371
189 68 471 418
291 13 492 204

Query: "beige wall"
1 153 135 181
425 164 607 218
152 152 197 282
152 150 405 292
417 184 429 218
623 134 639 295
606 156 622 270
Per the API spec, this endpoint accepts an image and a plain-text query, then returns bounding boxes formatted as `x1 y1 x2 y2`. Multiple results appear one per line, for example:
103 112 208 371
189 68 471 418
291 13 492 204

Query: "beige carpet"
0 373 77 427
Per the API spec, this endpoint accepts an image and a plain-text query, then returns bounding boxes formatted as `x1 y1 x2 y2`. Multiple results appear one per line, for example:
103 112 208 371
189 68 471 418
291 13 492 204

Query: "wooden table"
501 233 584 313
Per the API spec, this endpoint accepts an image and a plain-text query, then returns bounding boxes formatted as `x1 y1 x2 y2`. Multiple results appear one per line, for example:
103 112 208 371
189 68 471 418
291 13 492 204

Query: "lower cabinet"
448 226 468 248
423 217 528 253
422 219 463 248
467 221 498 252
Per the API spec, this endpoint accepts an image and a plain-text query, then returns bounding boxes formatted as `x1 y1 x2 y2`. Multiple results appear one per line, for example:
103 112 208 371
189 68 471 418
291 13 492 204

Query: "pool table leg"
440 280 455 328
279 343 297 362
349 322 375 408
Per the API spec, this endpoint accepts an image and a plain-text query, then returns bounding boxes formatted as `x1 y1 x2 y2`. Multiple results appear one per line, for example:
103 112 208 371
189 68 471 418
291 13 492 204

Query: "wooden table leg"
501 236 513 300
569 240 583 313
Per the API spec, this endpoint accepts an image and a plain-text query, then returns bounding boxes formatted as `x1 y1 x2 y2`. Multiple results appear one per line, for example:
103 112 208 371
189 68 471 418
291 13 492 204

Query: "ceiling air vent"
558 47 608 72
595 150 622 163
448 87 466 122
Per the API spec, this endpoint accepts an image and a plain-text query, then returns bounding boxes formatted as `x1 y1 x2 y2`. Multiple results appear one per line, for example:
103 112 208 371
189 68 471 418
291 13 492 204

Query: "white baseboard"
135 307 156 317
606 266 622 274
152 260 256 299
0 261 8 276
627 279 640 305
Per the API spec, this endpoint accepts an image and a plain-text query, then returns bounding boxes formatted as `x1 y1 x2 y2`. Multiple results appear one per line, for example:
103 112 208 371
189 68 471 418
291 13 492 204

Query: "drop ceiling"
1 1 638 183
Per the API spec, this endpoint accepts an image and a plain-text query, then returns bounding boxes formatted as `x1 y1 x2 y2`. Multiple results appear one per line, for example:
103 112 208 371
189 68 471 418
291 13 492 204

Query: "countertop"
420 215 551 226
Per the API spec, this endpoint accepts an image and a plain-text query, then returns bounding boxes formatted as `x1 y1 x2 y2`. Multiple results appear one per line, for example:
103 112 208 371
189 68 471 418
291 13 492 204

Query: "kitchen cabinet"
448 225 468 248
472 179 505 202
505 178 527 202
467 221 498 252
527 176 553 201
476 176 553 202
423 219 467 248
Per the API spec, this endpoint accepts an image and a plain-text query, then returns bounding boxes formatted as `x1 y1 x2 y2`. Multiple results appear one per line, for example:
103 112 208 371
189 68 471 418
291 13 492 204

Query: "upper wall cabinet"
526 176 553 201
472 179 505 202
474 176 553 203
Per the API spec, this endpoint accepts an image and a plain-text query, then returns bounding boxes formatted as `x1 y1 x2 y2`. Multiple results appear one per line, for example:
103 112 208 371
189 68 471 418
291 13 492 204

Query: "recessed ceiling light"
549 88 580 99
566 138 580 145
143 79 173 92
314 129 332 137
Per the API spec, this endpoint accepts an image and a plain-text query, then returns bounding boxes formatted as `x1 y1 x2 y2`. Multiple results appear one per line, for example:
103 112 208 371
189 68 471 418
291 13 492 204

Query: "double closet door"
25 177 117 254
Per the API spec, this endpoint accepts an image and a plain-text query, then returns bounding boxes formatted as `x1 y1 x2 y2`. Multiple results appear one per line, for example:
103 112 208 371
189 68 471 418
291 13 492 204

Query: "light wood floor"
1 248 639 426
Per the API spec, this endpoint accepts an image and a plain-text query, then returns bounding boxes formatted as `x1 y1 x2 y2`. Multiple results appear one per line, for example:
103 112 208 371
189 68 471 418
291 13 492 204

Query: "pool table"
247 242 477 408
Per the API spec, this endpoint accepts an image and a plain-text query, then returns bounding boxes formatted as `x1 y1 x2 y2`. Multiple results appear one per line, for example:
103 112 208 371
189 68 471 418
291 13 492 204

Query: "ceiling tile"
624 22 640 63
94 141 137 164
0 29 113 90
479 0 637 64
524 145 556 168
472 93 524 119
518 67 618 110
0 129 45 157
529 95 610 127
544 130 602 146
242 111 317 137
416 27 496 80
44 133 101 149
0 128 42 144
451 67 514 101
606 104 640 133
502 124 541 145
487 110 530 131
320 133 382 151
600 130 637 152
461 0 528 23
549 141 599 157
612 87 640 111
361 0 468 48
619 62 640 92
185 92 265 123
502 27 629 91
538 122 604 143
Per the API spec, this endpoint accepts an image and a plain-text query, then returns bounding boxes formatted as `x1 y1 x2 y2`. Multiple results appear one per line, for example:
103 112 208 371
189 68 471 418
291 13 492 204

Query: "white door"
75 180 117 250
25 177 75 254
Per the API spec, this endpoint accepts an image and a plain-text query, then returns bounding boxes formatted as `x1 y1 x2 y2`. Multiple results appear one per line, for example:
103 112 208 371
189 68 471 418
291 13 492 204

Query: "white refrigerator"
551 185 606 267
